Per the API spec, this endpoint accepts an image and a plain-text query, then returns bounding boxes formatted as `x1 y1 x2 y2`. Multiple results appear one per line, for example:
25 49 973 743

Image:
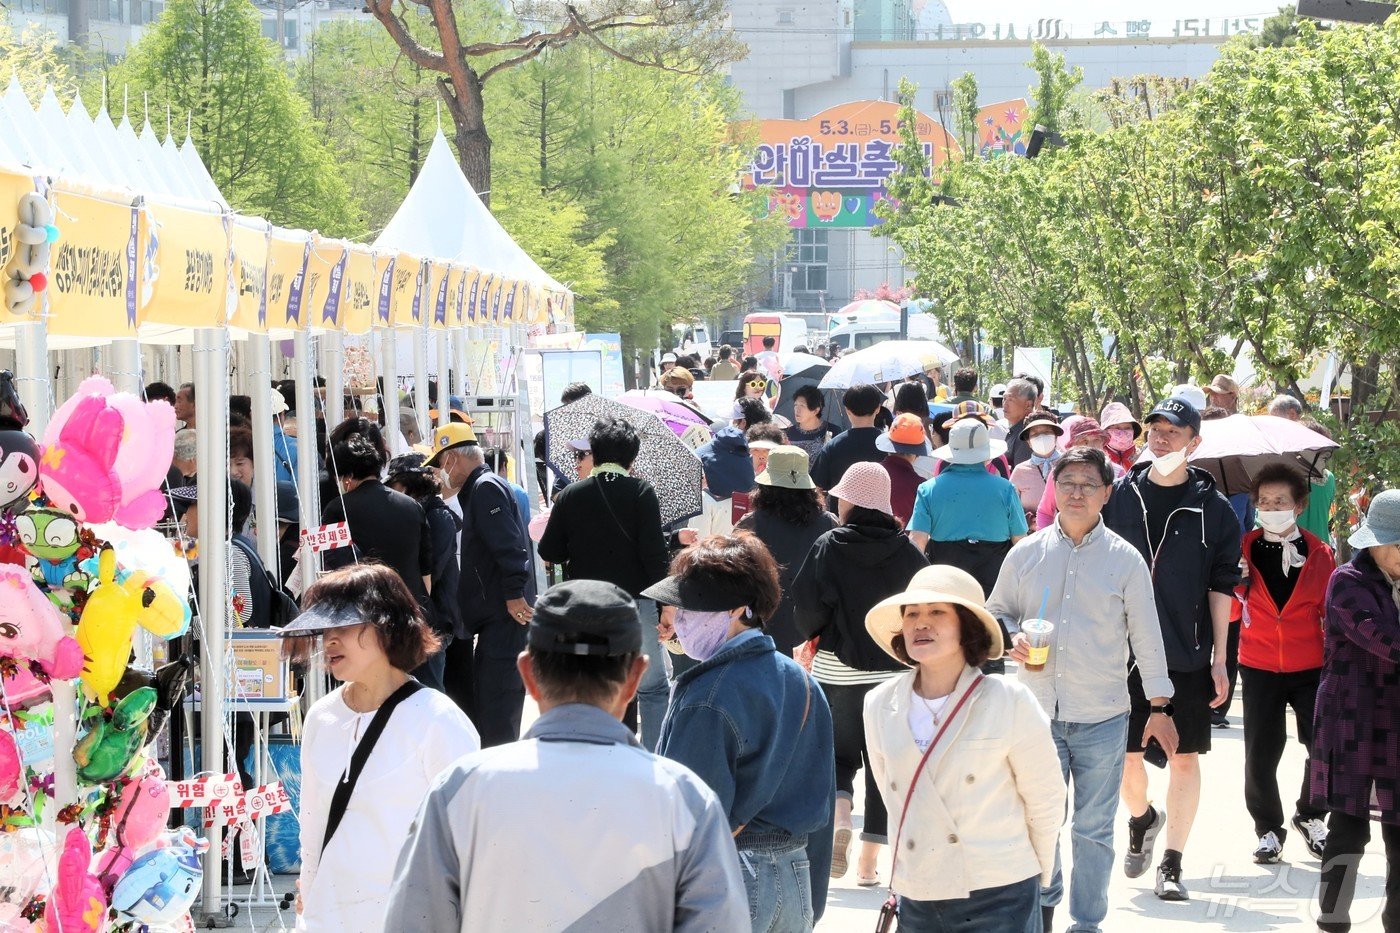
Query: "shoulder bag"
874 674 984 933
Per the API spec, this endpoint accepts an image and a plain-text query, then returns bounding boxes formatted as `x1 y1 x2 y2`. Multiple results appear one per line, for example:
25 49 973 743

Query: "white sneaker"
1292 815 1328 859
1154 862 1188 901
1253 831 1283 864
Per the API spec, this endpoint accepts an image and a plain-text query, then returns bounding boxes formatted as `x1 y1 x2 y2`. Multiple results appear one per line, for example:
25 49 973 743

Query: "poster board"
582 333 626 398
1013 347 1054 406
230 631 290 706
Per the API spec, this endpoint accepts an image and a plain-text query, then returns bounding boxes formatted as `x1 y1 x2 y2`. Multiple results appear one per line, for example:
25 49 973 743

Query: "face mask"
1257 510 1298 536
1106 428 1136 452
1150 448 1188 478
1029 435 1058 458
673 608 737 661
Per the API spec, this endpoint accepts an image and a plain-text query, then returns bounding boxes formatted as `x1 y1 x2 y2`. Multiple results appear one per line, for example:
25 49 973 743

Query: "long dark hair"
752 483 824 525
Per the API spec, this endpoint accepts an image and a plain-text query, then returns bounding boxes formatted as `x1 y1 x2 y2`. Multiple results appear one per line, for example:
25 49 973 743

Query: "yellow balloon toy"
76 547 190 705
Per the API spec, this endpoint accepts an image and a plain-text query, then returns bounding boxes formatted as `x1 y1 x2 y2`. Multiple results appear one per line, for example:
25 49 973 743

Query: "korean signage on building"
909 16 1265 42
742 98 1028 228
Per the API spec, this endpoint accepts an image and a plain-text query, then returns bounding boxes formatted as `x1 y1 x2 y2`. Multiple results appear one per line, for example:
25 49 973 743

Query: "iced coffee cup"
1021 619 1054 672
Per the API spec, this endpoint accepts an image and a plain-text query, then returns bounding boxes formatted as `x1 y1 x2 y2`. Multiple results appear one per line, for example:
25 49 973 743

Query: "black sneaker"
1155 861 1188 900
1291 815 1328 859
1253 831 1283 864
1211 710 1230 728
1124 805 1163 879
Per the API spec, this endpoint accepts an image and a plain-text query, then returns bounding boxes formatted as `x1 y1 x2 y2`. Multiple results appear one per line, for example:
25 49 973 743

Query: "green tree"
950 71 979 156
1026 42 1084 135
115 0 356 235
0 23 79 102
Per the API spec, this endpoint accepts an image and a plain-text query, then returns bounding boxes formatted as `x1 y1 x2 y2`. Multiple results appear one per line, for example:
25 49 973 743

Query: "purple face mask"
673 608 737 661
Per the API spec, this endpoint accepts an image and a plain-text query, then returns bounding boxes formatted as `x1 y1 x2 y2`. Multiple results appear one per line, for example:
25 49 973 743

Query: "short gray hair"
1004 378 1038 402
1268 394 1303 418
173 428 198 461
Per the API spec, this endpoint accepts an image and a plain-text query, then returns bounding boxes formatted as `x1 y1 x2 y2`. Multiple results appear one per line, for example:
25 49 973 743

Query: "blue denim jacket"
657 631 836 913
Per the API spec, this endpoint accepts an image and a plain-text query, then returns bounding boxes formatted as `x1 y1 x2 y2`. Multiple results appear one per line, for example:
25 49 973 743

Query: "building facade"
730 0 1259 313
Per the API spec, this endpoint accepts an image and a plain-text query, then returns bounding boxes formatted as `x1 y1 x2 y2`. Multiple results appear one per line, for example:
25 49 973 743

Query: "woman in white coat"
863 565 1065 932
281 563 480 933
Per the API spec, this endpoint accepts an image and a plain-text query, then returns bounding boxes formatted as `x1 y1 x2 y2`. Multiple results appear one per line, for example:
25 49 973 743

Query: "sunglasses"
573 449 591 462
745 380 768 390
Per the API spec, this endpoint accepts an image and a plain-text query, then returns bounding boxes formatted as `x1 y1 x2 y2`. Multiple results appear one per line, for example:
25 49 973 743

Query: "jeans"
1240 665 1326 837
632 600 668 751
899 876 1042 932
443 616 527 748
1318 810 1400 932
1041 713 1129 933
737 838 814 933
822 681 888 841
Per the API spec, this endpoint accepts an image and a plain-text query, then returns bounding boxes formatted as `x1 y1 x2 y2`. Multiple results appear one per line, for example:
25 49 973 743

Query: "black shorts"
1126 665 1214 756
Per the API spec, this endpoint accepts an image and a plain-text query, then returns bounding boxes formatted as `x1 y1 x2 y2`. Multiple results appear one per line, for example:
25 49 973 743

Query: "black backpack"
232 535 300 630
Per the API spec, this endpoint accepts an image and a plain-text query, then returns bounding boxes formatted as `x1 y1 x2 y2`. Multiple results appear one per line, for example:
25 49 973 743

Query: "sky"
941 0 1283 31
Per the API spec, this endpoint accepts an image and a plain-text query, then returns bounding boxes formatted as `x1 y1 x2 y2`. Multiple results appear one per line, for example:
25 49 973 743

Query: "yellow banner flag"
141 203 229 329
304 238 347 331
46 184 141 338
340 246 377 335
389 253 422 327
425 260 450 330
371 252 396 329
266 230 311 330
228 219 270 333
461 268 482 323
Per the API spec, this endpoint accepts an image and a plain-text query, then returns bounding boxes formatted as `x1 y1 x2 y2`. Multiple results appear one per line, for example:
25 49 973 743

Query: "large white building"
729 0 1259 313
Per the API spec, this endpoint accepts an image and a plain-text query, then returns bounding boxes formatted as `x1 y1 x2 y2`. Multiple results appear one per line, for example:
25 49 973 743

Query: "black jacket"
1102 462 1243 671
457 464 535 634
537 472 670 597
736 507 838 653
423 496 461 637
791 523 929 672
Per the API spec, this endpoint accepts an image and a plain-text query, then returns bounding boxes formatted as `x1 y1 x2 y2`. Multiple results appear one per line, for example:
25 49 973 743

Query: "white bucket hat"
932 417 1006 465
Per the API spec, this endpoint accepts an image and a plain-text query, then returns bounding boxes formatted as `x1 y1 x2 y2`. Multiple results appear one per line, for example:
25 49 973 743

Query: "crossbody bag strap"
321 680 424 855
885 674 984 896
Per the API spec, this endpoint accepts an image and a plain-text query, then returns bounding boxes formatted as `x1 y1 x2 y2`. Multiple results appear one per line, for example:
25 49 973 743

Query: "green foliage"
950 72 979 155
1026 43 1084 135
114 0 356 236
0 23 79 101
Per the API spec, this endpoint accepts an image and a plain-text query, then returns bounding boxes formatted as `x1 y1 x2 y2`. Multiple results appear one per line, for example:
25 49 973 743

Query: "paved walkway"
221 693 1390 931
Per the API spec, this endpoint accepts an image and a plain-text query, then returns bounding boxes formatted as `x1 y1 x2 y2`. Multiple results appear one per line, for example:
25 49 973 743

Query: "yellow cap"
425 423 479 466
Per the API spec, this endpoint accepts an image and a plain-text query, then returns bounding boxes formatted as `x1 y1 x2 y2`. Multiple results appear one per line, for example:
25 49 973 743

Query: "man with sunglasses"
988 446 1175 933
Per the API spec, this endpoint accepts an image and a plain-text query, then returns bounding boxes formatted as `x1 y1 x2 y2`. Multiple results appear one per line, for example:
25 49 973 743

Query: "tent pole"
381 327 402 456
248 334 281 577
436 328 451 429
322 330 345 430
455 325 470 399
14 323 74 828
193 326 229 925
293 331 326 707
413 318 429 444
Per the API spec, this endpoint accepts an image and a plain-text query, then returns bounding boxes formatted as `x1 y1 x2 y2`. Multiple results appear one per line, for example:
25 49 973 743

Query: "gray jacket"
384 703 747 932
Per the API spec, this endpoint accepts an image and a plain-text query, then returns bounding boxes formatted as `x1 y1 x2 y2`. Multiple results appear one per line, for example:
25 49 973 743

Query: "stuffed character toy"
42 826 107 933
0 564 83 680
76 547 189 704
73 687 156 785
110 827 207 926
96 773 171 891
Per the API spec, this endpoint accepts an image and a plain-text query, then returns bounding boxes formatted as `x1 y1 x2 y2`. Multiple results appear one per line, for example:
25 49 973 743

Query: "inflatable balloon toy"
0 727 20 804
40 376 175 530
5 193 54 319
0 429 38 513
111 656 194 738
111 826 208 926
16 507 91 593
0 563 83 680
76 546 190 704
96 773 171 891
73 686 156 785
0 825 57 921
43 826 107 933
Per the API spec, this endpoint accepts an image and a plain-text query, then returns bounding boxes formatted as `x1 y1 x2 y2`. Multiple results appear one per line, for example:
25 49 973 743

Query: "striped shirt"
812 649 902 686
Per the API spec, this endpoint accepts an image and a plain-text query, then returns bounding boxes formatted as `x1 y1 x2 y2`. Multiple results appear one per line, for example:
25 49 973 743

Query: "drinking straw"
1036 585 1050 622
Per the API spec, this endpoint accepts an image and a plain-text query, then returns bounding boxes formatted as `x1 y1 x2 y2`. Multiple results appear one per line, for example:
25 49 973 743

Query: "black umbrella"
774 354 850 433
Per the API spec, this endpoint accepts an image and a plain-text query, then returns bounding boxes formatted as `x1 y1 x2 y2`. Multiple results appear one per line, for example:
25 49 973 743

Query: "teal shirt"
1299 470 1336 544
909 462 1029 542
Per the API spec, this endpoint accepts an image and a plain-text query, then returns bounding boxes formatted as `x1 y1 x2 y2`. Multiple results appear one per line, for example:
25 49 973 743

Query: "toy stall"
0 81 572 931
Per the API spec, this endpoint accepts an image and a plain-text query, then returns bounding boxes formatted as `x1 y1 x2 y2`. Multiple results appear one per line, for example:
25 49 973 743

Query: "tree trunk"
440 74 492 206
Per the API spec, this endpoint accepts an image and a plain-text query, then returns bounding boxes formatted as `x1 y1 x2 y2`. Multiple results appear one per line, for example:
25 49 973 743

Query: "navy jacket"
1102 462 1242 671
423 496 461 636
657 632 836 918
694 427 754 501
456 464 535 634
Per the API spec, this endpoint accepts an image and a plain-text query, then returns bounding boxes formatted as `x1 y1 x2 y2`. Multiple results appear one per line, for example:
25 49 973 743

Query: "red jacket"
1237 527 1335 673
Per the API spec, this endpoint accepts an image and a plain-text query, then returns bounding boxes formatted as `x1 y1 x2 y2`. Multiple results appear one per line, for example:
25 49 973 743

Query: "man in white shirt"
385 580 746 931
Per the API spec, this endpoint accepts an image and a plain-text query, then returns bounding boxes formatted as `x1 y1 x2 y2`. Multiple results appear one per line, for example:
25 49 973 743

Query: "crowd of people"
153 352 1400 933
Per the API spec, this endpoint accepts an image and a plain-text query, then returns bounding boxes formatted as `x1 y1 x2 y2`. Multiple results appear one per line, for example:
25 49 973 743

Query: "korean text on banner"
228 219 270 332
303 238 347 330
340 246 378 335
425 260 449 329
0 172 31 325
448 264 468 327
462 268 482 323
141 202 229 328
265 229 311 331
389 253 422 327
45 183 141 338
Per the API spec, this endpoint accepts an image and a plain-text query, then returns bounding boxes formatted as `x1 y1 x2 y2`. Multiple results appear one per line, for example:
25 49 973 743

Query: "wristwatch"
1150 703 1175 718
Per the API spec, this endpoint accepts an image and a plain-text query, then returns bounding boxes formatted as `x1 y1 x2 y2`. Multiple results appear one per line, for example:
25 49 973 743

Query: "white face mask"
1257 510 1298 536
1029 435 1058 458
1149 448 1188 478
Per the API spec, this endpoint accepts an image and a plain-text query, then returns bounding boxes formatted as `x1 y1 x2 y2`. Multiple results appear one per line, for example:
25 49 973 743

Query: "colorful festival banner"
302 238 346 330
425 260 449 329
465 269 483 323
265 230 311 330
227 220 269 333
389 253 422 327
46 184 141 338
339 246 378 334
741 98 1029 229
141 202 229 328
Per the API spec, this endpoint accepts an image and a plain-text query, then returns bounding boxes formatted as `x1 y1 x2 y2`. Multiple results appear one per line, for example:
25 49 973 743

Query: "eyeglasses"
1055 480 1104 498
745 380 768 390
573 449 591 462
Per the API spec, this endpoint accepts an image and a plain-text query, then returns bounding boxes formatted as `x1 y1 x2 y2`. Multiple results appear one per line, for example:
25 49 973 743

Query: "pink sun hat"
828 461 894 516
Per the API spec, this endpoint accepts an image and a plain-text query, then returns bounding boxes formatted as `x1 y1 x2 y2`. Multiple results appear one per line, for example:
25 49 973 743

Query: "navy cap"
528 580 642 657
1145 396 1201 434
